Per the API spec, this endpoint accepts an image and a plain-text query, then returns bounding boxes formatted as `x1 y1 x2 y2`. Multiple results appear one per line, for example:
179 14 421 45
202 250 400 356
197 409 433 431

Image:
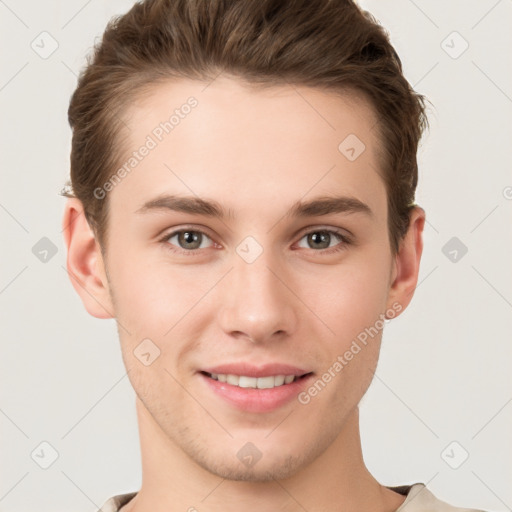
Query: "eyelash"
158 226 352 257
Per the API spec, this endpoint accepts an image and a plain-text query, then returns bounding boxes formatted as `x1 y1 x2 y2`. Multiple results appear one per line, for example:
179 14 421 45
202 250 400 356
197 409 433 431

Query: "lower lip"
199 372 314 413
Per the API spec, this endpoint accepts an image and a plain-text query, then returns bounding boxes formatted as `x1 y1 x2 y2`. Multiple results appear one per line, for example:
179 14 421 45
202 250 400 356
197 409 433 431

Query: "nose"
216 244 298 345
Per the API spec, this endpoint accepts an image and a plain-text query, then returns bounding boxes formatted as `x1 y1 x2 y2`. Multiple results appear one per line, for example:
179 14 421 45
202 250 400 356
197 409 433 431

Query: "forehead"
109 75 386 221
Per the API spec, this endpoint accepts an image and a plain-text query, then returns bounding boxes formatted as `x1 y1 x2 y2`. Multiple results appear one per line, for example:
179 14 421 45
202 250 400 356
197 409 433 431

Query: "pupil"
310 232 329 249
181 231 200 248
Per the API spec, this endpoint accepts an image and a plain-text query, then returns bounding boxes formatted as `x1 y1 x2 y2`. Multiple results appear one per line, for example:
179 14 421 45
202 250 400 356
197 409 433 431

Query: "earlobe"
62 198 114 319
386 206 426 315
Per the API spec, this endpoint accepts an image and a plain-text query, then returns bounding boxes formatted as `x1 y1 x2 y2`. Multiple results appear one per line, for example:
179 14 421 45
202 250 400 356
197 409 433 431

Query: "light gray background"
1 1 511 511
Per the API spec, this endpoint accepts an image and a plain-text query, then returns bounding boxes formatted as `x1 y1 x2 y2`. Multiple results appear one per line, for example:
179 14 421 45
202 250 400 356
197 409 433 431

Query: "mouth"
198 370 315 413
200 371 313 389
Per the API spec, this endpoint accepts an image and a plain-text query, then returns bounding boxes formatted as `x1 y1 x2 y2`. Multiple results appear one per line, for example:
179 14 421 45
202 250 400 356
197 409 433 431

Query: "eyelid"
295 224 353 241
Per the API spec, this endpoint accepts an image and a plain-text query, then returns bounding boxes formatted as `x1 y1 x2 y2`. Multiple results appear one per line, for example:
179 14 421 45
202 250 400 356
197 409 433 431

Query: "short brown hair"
62 0 430 256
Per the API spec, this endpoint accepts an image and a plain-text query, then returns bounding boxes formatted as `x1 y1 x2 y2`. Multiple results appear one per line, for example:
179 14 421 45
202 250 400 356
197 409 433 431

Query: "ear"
385 206 426 316
62 198 114 319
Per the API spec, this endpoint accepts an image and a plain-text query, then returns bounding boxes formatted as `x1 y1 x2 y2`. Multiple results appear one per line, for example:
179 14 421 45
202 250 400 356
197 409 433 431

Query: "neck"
121 398 405 512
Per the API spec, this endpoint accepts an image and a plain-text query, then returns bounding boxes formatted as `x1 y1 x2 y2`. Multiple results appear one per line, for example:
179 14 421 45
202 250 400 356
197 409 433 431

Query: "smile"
203 372 308 389
199 370 314 412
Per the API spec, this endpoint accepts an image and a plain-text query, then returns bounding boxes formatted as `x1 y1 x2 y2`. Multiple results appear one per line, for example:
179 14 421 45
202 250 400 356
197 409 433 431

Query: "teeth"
208 373 298 389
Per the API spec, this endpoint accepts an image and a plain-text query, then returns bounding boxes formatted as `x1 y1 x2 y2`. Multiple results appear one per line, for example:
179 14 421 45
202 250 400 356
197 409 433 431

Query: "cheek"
304 255 391 343
110 258 203 399
107 246 203 326
308 268 387 408
108 252 220 375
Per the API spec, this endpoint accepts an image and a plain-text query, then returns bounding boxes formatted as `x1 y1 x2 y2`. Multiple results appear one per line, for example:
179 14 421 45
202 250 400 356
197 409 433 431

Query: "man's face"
100 76 400 480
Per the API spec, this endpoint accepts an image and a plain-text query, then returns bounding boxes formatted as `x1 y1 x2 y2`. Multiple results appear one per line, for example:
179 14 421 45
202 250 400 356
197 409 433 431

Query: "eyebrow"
135 194 373 220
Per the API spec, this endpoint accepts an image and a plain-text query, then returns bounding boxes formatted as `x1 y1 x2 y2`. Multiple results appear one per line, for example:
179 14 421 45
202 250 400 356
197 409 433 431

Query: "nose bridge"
217 236 297 342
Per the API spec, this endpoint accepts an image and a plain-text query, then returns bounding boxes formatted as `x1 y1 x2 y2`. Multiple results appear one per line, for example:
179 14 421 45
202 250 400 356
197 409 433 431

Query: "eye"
161 228 215 254
296 229 351 254
159 227 352 256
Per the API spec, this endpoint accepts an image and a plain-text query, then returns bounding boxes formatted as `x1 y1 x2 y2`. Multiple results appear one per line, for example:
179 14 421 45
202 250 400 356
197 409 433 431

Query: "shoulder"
96 485 491 512
390 483 490 512
96 491 137 512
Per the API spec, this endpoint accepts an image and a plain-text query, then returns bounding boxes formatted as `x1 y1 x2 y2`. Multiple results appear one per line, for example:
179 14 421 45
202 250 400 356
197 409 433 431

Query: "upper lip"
200 363 312 378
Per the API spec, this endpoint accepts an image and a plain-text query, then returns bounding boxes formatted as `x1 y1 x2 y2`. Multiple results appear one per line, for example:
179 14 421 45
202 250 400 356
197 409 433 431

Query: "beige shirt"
96 483 488 512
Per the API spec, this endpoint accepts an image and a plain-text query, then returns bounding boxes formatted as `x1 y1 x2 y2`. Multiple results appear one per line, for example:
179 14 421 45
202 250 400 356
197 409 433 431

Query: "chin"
198 453 306 482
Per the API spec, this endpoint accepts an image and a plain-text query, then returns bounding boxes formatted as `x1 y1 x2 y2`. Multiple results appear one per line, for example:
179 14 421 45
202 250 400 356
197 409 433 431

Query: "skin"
62 75 425 512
